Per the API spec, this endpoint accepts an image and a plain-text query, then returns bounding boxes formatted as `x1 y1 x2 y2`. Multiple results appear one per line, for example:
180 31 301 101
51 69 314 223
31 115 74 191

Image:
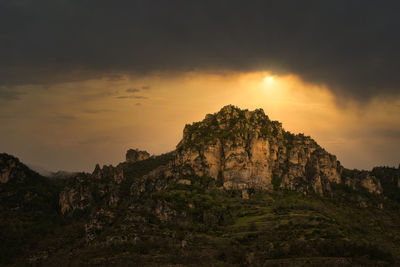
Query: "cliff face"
0 153 32 184
174 105 343 195
59 164 124 214
126 149 150 163
59 173 93 214
371 167 400 200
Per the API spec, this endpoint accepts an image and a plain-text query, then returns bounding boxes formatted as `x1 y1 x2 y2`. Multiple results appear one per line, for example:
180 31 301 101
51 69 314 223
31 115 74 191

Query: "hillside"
1 105 400 266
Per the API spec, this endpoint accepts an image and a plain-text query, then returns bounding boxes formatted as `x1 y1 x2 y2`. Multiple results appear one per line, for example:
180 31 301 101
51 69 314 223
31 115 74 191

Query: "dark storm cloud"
0 89 23 101
1 0 400 99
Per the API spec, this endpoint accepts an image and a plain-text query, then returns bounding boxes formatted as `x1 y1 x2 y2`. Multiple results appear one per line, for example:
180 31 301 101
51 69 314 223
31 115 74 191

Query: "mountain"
27 164 80 180
173 105 381 195
0 154 63 264
1 105 400 266
26 164 54 178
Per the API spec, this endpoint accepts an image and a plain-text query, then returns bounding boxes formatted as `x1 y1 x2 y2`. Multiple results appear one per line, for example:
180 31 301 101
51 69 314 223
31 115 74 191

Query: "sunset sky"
1 1 399 172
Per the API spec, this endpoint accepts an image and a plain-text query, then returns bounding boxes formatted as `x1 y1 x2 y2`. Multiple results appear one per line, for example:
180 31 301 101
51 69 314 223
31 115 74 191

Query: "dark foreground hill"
1 105 400 266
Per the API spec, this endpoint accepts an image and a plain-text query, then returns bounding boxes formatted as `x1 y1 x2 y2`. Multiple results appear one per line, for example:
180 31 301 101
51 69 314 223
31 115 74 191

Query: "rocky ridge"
173 105 380 196
0 153 36 184
57 106 388 218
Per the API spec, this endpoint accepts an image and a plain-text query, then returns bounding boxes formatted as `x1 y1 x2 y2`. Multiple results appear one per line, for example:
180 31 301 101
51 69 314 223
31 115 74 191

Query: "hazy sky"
1 1 399 172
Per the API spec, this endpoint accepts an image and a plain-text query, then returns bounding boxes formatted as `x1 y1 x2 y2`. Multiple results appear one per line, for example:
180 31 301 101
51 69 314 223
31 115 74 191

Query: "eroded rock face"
59 173 93 214
59 164 125 214
93 164 125 184
173 105 350 195
0 153 29 183
126 149 150 163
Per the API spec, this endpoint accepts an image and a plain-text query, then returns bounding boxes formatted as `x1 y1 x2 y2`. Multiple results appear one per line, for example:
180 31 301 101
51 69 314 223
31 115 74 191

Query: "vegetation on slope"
28 172 400 266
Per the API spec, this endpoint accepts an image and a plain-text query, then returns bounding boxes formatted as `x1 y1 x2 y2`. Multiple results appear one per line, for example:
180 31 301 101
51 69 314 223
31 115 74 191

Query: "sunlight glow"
264 76 275 85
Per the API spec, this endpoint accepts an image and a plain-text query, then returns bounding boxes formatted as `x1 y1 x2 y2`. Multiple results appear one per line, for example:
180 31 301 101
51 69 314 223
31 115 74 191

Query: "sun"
264 76 275 85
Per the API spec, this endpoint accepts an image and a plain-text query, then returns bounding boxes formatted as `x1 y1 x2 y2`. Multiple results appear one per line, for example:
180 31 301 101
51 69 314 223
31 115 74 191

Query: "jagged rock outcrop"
371 166 400 201
59 173 93 214
59 164 124 214
342 170 383 194
173 105 365 196
126 149 150 163
0 153 33 183
93 164 125 184
58 151 176 216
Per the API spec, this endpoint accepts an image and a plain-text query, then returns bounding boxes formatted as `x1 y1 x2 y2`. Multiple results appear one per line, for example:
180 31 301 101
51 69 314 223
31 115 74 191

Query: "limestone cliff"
173 105 376 196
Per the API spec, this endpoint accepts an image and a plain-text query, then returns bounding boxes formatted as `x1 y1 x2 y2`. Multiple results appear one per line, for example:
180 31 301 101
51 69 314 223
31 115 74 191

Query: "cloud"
126 88 140 93
0 89 23 101
53 114 77 121
83 108 112 114
133 95 148 99
116 95 148 99
1 1 400 99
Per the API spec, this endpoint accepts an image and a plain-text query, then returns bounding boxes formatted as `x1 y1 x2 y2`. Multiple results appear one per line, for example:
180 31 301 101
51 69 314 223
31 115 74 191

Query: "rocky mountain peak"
125 149 150 163
0 153 35 184
174 105 381 196
178 105 284 151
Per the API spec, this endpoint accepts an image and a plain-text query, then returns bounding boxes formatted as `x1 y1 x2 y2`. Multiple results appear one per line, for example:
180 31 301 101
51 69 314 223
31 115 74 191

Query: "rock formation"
126 149 150 163
0 153 35 183
173 106 386 196
59 105 386 215
59 173 93 214
173 105 345 195
59 149 152 214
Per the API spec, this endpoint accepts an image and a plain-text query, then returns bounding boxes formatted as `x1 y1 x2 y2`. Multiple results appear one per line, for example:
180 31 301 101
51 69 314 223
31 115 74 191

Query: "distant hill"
1 105 400 266
27 164 80 179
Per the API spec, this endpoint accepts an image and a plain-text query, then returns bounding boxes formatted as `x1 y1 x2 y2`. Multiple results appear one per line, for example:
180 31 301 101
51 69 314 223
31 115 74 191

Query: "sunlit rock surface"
174 105 346 195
